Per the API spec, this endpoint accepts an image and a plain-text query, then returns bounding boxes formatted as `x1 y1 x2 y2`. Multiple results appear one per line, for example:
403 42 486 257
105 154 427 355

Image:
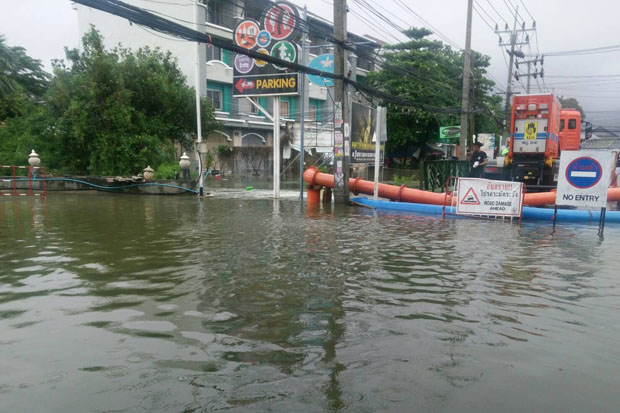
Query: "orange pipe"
303 167 620 206
307 185 321 204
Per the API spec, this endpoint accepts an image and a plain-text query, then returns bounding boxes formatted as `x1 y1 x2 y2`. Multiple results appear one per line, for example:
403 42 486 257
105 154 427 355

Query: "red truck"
503 93 581 189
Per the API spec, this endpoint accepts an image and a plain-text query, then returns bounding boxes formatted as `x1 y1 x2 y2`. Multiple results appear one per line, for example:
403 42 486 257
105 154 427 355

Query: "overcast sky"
1 0 619 128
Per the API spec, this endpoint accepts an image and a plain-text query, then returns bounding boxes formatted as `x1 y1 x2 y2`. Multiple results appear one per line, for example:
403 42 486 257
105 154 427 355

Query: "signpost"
456 178 524 218
555 150 617 236
231 1 301 199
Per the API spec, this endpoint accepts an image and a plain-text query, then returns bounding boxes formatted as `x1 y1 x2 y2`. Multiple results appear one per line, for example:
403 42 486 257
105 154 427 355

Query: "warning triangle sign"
460 187 481 205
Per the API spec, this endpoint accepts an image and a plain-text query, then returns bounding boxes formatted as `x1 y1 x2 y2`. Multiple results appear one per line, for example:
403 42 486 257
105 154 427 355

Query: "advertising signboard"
556 150 617 209
351 102 382 163
439 126 460 143
456 178 524 217
232 1 300 97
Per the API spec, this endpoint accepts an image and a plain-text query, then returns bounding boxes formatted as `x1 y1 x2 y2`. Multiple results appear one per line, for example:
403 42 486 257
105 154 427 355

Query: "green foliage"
558 96 585 119
0 35 49 120
366 28 502 157
205 150 214 170
154 162 180 179
0 28 218 175
392 174 418 187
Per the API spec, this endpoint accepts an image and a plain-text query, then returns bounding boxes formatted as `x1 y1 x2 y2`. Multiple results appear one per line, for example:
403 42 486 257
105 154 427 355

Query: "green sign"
439 126 460 143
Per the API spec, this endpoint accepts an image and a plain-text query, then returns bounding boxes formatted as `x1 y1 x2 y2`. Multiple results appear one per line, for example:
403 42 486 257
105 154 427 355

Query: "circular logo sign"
565 157 603 189
234 53 254 74
262 1 300 41
270 40 296 70
307 54 334 87
256 30 271 48
234 19 260 49
254 48 269 67
442 127 460 136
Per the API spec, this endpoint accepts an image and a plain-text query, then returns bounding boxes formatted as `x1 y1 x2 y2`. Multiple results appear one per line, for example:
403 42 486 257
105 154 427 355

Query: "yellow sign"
524 121 538 140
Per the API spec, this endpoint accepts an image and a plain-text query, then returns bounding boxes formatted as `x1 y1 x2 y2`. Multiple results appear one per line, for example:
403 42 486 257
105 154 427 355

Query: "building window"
308 104 317 120
568 119 577 129
280 100 290 117
206 0 223 26
207 89 222 110
206 45 221 62
249 97 259 114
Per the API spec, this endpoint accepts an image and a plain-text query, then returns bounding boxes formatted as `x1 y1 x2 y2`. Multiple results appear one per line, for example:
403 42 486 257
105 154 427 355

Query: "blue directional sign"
307 54 334 87
565 157 603 189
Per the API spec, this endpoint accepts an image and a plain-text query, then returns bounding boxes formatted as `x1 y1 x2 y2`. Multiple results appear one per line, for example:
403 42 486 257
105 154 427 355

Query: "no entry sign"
556 150 617 209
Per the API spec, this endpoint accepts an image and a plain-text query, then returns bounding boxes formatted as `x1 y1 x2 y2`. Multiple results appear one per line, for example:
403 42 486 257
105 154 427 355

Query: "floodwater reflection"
1 193 620 411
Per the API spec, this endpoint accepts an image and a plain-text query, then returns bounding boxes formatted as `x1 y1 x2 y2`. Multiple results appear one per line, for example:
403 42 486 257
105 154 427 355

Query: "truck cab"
559 109 581 151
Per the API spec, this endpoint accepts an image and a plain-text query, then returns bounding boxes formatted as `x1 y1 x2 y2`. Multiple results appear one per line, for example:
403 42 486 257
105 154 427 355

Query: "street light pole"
194 1 208 196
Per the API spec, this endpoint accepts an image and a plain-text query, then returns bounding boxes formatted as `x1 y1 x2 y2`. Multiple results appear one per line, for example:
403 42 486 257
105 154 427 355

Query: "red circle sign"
234 20 260 49
262 2 299 41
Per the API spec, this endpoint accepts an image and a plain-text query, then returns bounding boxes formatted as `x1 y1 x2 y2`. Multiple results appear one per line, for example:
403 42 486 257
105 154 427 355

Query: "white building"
74 0 380 177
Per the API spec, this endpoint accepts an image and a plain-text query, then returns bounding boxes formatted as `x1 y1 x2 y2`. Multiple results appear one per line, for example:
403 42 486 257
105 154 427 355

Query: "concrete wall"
1 177 196 195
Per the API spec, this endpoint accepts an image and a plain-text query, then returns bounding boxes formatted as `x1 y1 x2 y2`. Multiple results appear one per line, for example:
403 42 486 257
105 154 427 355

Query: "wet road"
1 192 620 411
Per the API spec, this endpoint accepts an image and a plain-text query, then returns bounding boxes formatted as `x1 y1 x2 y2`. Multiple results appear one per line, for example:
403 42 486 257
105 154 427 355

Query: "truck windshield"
568 119 577 129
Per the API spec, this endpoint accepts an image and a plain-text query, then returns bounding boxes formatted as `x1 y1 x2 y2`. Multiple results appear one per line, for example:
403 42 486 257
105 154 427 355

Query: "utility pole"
299 5 308 201
459 0 473 160
333 0 349 203
515 56 544 93
496 6 533 145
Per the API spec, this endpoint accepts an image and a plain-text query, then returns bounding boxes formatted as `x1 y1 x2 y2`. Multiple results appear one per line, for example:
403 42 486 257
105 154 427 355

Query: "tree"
0 28 218 175
0 35 49 120
366 28 502 162
558 96 585 119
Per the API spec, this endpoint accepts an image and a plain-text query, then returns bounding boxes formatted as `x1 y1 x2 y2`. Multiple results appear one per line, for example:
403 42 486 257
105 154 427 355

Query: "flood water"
1 191 620 412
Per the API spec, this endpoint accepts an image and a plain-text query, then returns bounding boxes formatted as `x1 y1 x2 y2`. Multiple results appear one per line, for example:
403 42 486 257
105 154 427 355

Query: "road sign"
234 20 260 49
256 30 272 48
234 73 298 96
270 41 297 70
556 150 617 209
456 178 524 217
307 54 334 87
262 1 300 41
234 53 254 74
565 157 602 188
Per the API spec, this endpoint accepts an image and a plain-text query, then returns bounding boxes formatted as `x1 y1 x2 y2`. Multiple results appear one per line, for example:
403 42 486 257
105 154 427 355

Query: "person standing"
470 141 488 178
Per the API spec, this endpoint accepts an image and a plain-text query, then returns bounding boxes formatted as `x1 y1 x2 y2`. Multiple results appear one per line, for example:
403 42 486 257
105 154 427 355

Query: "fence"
421 160 470 192
0 165 47 197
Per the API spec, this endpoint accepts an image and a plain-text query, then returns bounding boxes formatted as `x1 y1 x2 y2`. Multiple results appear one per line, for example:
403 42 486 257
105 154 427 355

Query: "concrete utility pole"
459 0 473 160
515 56 544 94
299 6 308 201
504 24 517 141
333 0 349 203
496 5 534 145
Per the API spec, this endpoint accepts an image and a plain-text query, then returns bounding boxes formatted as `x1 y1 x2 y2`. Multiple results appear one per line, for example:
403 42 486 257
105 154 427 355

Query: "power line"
519 0 535 21
472 3 495 32
72 0 473 114
543 44 620 57
473 0 498 28
485 0 509 27
391 0 462 50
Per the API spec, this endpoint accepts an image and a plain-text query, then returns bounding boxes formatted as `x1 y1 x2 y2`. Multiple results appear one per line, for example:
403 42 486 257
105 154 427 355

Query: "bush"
393 174 418 187
154 162 180 179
